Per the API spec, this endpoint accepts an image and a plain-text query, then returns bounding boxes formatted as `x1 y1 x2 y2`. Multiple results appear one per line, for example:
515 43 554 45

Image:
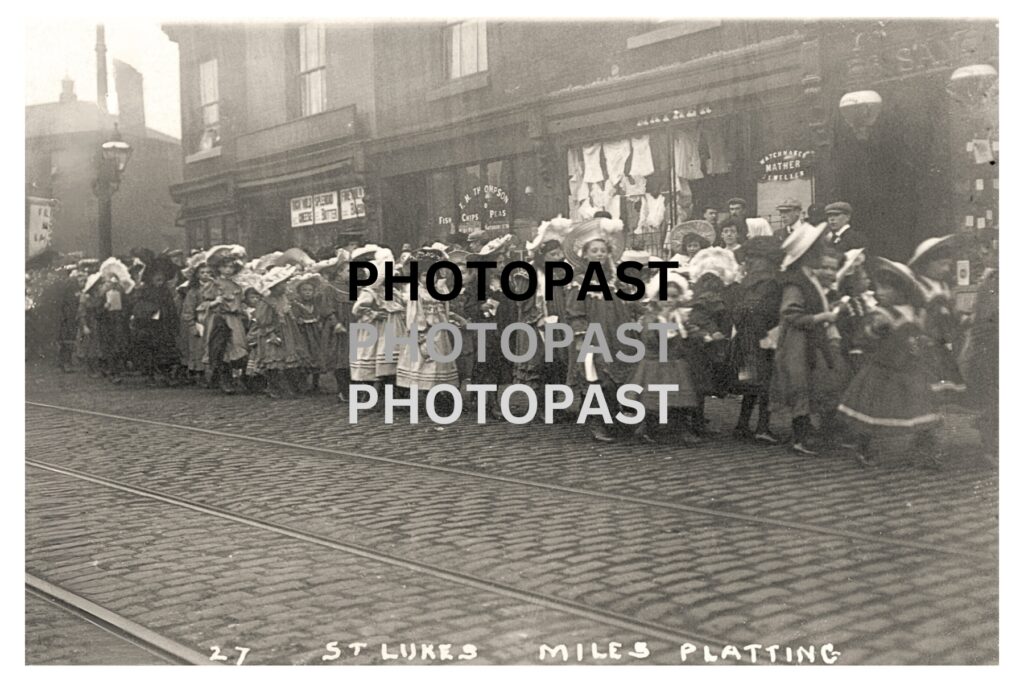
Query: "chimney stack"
59 74 77 103
96 24 108 112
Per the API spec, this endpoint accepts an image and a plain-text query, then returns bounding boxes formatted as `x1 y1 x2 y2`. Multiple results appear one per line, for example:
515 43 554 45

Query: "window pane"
477 21 487 72
202 103 219 125
455 164 481 232
484 160 510 229
449 24 462 79
200 60 218 105
427 170 455 238
312 70 324 114
316 25 326 67
299 27 308 72
461 21 478 76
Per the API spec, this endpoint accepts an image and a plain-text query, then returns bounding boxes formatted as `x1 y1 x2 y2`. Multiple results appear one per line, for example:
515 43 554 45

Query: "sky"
24 20 181 139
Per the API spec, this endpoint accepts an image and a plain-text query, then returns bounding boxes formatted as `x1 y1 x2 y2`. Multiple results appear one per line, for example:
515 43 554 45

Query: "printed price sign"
340 186 366 221
314 192 339 224
290 196 314 228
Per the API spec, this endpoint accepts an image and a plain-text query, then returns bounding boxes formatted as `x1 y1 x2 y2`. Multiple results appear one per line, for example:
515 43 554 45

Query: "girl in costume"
562 217 639 442
95 257 134 383
252 265 313 398
178 254 213 385
728 237 783 443
350 246 407 401
908 235 967 402
75 272 106 378
292 273 326 394
201 245 249 394
317 252 354 403
130 257 181 386
770 223 846 456
837 258 943 469
396 247 460 395
631 270 700 444
685 247 740 438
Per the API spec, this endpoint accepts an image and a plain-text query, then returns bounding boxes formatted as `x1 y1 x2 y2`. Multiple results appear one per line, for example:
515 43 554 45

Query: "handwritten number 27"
210 646 250 665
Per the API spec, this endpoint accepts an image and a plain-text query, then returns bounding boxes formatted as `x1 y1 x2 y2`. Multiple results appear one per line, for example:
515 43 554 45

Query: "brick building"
165 19 997 263
25 74 183 257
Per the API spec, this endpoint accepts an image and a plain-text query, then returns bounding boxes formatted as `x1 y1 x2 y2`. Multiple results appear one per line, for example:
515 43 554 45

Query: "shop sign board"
758 150 813 182
340 186 366 221
26 197 55 260
636 105 713 128
290 195 314 228
313 191 339 224
457 184 510 231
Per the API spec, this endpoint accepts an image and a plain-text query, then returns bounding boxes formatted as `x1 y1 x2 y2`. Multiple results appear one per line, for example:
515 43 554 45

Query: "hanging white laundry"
582 143 604 183
602 139 631 186
629 135 655 177
567 147 584 202
636 193 666 235
621 174 647 197
673 130 704 180
588 181 620 220
702 123 731 175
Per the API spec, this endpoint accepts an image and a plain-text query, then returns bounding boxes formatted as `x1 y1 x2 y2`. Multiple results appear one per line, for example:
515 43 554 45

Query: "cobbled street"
25 363 998 665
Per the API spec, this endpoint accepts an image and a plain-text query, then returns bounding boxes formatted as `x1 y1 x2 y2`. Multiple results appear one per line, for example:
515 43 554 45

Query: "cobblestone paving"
27 469 681 665
25 364 999 664
25 593 167 665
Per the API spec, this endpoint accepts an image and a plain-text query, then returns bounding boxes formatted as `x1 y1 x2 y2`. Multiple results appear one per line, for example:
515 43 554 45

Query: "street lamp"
93 124 132 258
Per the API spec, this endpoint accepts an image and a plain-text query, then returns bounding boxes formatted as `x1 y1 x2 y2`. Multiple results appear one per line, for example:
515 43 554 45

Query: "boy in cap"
824 202 867 249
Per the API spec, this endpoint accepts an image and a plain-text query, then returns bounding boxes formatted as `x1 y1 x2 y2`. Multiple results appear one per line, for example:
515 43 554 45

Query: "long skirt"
837 363 941 437
295 321 323 371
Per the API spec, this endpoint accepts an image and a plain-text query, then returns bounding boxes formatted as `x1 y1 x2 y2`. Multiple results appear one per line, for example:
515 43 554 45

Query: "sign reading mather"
758 150 812 182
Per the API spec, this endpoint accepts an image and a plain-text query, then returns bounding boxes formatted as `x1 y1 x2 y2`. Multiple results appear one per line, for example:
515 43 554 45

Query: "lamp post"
93 125 132 258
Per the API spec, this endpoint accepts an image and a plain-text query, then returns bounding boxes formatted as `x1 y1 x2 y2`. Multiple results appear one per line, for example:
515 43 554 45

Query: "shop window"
445 20 487 80
197 59 220 153
208 215 224 245
299 24 327 117
511 154 540 233
455 163 483 232
223 214 239 244
427 171 456 239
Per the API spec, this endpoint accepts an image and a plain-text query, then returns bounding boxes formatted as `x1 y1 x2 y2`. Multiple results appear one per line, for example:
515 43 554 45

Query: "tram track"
27 400 994 563
27 458 730 649
26 572 214 665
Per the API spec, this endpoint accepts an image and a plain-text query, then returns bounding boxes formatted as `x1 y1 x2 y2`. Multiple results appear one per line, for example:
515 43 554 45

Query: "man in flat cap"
824 201 867 249
773 198 811 240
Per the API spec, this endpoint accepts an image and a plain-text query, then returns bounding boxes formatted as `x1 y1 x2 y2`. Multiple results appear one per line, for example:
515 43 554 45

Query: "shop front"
823 20 998 265
373 118 545 250
233 150 375 257
543 34 810 256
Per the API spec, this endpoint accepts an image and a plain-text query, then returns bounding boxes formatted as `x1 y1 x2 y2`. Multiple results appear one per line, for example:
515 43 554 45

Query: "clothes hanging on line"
701 123 731 175
636 192 666 235
629 135 655 177
602 139 631 187
582 143 604 183
621 174 647 197
567 147 586 204
673 130 704 180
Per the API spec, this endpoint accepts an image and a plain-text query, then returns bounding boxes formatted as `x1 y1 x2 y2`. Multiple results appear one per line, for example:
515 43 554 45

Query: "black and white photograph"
21 5 1004 667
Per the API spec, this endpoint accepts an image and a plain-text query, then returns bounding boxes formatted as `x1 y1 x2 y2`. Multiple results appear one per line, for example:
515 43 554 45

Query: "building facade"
165 19 998 264
25 77 183 257
164 23 379 257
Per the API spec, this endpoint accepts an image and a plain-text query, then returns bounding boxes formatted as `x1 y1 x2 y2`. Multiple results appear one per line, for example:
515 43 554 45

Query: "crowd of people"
51 196 999 469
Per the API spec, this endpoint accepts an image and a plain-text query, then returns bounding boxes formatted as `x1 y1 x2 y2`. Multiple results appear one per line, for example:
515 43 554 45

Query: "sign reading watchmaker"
758 150 813 182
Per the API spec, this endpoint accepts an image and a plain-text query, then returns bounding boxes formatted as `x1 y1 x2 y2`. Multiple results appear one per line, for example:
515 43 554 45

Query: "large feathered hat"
259 265 298 294
252 251 283 274
235 271 263 295
669 220 716 254
562 217 626 270
735 236 784 266
99 257 135 293
908 235 957 268
870 257 924 308
525 216 573 252
274 247 315 270
780 222 829 271
687 247 740 285
206 244 247 270
835 248 867 285
646 269 692 302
